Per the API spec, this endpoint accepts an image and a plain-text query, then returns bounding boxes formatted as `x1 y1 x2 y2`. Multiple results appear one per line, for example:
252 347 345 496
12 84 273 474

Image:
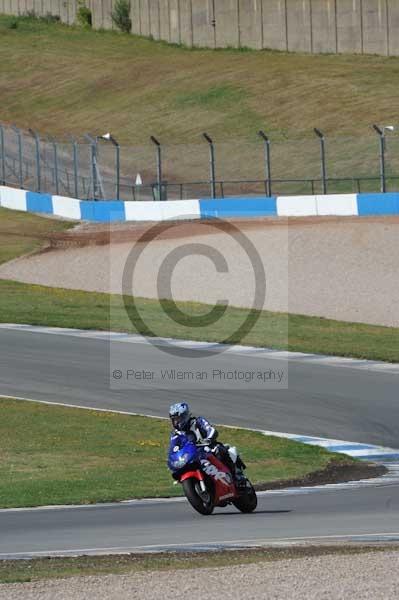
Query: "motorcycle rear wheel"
182 478 214 515
232 480 257 513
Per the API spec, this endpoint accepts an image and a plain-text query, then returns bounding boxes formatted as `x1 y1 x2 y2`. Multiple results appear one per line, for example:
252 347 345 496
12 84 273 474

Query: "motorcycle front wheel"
232 480 258 513
182 478 214 515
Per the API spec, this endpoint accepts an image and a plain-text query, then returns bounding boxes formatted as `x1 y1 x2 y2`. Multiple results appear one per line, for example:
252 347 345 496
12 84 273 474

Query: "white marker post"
135 173 143 201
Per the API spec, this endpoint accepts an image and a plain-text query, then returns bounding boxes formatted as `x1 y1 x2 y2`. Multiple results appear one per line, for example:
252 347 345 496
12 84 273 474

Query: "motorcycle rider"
168 402 246 486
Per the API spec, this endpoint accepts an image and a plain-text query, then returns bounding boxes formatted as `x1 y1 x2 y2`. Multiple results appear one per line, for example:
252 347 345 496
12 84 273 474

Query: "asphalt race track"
0 326 399 557
1 485 399 558
1 328 398 446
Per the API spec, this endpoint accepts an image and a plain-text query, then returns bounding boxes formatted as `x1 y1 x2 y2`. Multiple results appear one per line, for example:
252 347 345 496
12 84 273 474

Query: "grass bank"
0 15 397 141
1 278 398 362
0 398 352 509
1 15 399 189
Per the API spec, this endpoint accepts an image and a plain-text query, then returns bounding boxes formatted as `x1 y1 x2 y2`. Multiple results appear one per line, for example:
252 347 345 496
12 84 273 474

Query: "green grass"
0 14 398 144
2 14 399 188
175 84 248 110
0 207 72 265
0 278 398 362
0 398 350 508
1 546 396 584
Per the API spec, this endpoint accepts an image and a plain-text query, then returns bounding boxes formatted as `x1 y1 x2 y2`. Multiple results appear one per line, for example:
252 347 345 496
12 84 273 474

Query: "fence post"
52 138 60 195
372 124 394 193
84 133 98 200
258 130 272 196
150 135 163 201
115 142 120 201
28 129 41 193
69 136 79 199
314 128 327 194
99 133 120 200
11 125 23 189
0 125 5 186
203 132 216 199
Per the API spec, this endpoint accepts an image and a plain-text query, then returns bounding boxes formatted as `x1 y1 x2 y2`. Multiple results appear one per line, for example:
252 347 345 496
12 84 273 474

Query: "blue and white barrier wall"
1 185 399 222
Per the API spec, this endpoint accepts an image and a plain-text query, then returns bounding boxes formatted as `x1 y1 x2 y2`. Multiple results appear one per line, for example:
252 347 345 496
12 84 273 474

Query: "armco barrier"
0 186 201 222
1 186 399 222
357 193 399 216
199 197 277 218
26 192 53 215
80 201 126 223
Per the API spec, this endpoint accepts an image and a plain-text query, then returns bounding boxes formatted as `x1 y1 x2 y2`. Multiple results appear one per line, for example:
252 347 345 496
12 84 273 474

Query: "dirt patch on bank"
47 215 399 249
254 460 387 492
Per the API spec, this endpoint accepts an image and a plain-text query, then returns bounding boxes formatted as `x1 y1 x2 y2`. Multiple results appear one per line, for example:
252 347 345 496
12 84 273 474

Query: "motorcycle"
167 432 258 515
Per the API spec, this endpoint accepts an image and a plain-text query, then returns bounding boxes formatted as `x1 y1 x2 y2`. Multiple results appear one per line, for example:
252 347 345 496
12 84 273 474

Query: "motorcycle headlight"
173 453 189 468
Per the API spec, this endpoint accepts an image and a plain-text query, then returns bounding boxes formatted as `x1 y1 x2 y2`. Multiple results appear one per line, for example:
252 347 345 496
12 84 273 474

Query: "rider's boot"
217 445 246 487
225 452 246 487
234 466 247 487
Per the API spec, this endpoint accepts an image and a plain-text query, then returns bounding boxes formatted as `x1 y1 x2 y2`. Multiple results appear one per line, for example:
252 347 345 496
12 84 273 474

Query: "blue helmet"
169 402 191 431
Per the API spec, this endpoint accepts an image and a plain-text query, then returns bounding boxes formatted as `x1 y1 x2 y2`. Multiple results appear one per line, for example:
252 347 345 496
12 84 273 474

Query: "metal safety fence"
1 123 398 202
